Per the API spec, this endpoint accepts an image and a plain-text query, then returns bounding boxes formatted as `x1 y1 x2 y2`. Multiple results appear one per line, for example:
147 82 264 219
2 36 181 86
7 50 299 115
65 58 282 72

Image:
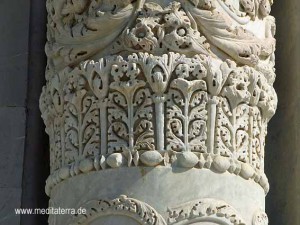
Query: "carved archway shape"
168 198 246 225
69 195 167 225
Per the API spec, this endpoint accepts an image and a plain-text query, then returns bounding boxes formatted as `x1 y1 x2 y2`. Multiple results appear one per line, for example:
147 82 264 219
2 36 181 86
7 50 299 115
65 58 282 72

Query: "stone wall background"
265 0 300 224
0 0 299 224
20 0 50 225
0 1 30 224
0 0 49 224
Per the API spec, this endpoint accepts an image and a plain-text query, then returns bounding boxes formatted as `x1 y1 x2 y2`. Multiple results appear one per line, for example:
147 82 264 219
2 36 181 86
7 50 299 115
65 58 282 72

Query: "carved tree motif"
250 107 263 170
108 57 155 165
130 52 185 152
46 60 110 166
215 68 251 162
63 71 100 164
166 58 208 152
40 71 65 172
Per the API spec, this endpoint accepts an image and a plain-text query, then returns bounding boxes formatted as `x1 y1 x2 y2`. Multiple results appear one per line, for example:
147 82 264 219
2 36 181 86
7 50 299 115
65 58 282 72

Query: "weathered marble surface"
50 168 265 225
40 0 277 224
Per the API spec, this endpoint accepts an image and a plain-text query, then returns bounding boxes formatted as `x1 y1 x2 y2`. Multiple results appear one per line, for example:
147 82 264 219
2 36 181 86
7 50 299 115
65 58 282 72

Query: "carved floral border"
41 52 276 196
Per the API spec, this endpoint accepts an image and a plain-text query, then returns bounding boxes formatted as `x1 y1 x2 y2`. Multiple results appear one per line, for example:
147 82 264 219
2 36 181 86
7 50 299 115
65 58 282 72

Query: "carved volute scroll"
41 0 276 224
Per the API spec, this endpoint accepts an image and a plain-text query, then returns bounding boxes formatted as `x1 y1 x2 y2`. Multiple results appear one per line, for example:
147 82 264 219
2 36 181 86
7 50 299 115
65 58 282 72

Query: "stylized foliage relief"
166 57 208 152
45 0 276 80
168 198 247 225
41 2 276 225
107 57 155 166
41 53 276 196
69 195 167 225
41 0 277 196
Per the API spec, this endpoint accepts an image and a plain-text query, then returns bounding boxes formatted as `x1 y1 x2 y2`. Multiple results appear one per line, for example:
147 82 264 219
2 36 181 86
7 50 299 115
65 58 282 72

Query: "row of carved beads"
45 152 269 196
40 52 276 177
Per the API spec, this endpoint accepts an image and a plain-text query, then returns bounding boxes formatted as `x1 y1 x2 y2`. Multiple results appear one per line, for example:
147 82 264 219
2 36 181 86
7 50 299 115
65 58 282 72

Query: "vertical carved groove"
208 96 217 154
153 95 165 152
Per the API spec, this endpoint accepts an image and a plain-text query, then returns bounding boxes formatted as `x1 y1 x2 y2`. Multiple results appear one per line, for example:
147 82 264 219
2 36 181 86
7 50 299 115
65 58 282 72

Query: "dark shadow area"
21 0 49 224
265 0 300 224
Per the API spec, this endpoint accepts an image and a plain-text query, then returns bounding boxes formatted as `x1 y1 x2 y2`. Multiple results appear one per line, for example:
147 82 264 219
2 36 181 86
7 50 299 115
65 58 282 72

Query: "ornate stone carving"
41 52 275 194
41 0 277 224
45 0 276 74
68 195 167 225
168 198 246 225
252 209 269 225
65 196 269 225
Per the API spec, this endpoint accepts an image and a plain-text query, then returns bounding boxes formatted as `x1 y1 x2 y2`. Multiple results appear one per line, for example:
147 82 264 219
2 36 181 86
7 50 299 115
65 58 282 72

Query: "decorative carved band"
63 195 268 225
168 198 247 225
45 0 275 72
42 1 276 224
41 52 274 195
68 195 167 225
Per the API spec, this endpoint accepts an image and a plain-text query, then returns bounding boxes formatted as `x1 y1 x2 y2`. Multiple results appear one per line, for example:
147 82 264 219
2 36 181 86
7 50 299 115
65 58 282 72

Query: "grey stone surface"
0 187 22 225
0 1 31 225
0 0 30 107
0 107 26 188
20 1 49 225
266 0 300 224
0 55 28 107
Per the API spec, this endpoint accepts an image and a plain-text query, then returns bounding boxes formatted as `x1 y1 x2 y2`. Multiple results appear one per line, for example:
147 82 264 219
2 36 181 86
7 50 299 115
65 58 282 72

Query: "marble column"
40 0 277 224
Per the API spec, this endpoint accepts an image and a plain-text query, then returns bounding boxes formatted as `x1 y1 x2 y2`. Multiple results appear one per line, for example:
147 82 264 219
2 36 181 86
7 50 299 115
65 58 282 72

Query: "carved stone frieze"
168 198 246 225
41 0 277 224
41 52 275 195
68 195 167 225
57 195 268 225
45 0 276 75
53 195 268 225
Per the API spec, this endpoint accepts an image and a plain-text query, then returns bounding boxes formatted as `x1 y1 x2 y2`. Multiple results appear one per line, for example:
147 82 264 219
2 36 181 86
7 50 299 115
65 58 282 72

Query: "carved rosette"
41 0 276 224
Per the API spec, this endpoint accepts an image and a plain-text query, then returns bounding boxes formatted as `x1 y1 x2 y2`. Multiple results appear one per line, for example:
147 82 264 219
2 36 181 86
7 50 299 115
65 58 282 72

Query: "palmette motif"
40 52 276 195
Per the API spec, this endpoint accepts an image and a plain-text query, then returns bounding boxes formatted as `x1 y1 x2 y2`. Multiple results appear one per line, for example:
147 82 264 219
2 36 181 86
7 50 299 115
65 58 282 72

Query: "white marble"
40 0 277 224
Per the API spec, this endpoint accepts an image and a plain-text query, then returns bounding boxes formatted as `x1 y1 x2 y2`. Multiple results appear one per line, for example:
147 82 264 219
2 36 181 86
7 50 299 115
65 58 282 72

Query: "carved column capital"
41 0 277 224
